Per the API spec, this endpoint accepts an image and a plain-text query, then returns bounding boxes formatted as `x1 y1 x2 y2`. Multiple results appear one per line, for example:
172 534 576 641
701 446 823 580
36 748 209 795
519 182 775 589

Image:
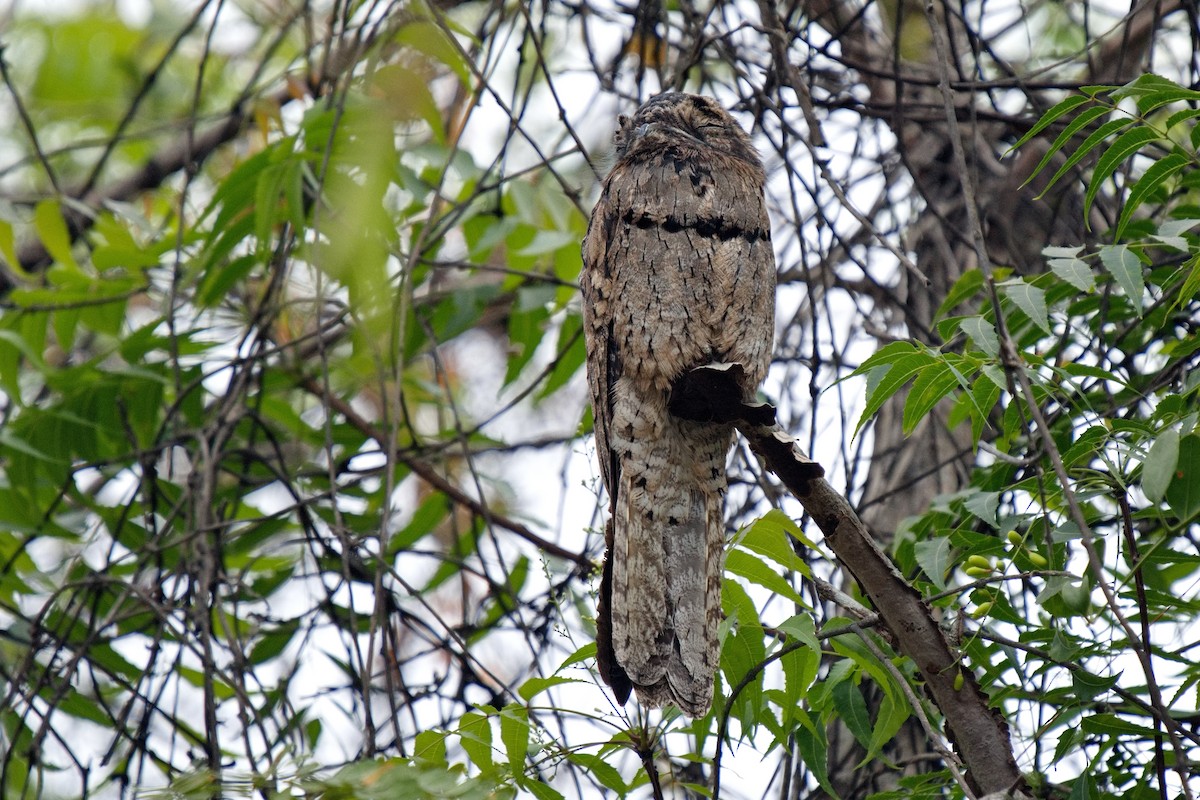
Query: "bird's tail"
607 422 728 717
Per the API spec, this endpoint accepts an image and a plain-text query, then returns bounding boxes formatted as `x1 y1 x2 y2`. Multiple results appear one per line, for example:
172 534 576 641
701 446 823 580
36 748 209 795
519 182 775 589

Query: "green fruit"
969 601 994 619
967 554 994 571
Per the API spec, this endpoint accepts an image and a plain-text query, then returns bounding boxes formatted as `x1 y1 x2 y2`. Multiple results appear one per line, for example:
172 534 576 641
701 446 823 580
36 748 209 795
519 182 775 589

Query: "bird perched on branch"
581 92 776 717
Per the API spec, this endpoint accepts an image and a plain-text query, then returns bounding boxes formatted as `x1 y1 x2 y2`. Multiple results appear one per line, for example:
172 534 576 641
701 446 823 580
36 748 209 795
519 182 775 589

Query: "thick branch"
671 366 1027 799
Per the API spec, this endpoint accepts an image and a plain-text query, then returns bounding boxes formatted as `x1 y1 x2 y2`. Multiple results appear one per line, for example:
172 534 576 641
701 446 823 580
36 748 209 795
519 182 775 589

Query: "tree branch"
670 365 1028 799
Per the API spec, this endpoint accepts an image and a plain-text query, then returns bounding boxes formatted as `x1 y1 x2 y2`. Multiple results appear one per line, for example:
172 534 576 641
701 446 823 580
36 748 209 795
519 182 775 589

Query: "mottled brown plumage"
581 93 776 717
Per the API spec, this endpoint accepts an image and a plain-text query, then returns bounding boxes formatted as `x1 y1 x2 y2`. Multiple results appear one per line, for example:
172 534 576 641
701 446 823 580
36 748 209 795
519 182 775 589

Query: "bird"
581 92 776 717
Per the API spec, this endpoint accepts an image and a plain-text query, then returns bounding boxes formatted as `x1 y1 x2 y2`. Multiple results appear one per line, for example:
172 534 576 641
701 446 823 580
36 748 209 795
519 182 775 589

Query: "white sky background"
2 0 1198 797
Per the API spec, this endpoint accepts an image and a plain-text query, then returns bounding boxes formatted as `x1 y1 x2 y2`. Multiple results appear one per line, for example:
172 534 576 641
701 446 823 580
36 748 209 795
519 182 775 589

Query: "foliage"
857 72 1200 798
0 3 1197 800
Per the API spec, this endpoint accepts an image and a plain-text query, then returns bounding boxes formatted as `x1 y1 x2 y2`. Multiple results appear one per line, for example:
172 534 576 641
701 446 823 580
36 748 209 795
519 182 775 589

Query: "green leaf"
0 219 23 277
1085 125 1160 221
777 613 821 654
1172 254 1200 312
516 676 584 702
414 730 449 766
739 509 816 574
935 268 985 320
1048 256 1095 293
34 199 80 272
536 314 585 400
913 537 952 590
1071 669 1121 702
525 780 565 800
248 618 300 664
964 491 1000 527
1157 219 1200 237
831 680 872 751
1082 712 1161 738
499 704 529 781
1099 244 1145 312
902 360 958 435
1067 772 1099 800
866 691 910 758
1114 151 1189 241
1166 434 1200 519
748 508 826 557
566 753 626 794
959 316 1000 358
792 707 838 798
779 628 821 706
559 642 596 670
726 549 805 606
854 351 936 436
1142 428 1180 503
457 711 494 773
1009 94 1094 168
1003 279 1050 333
394 21 473 87
1036 113 1132 196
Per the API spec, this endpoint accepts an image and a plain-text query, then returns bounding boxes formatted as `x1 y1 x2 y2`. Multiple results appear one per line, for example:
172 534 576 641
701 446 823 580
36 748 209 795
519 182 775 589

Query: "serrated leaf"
726 549 805 606
1085 125 1159 221
913 537 952 590
1099 244 1145 312
1082 712 1160 738
499 704 529 780
1142 428 1180 503
852 340 921 373
792 707 837 798
1158 218 1200 237
1004 280 1050 333
1037 114 1132 196
0 219 23 277
964 491 1000 527
741 510 817 573
1043 245 1083 258
778 613 821 653
854 351 936 436
1114 152 1189 241
1165 108 1200 133
525 781 565 800
560 642 596 670
34 199 80 272
959 316 999 358
414 730 448 766
567 753 625 794
1172 254 1200 312
1165 434 1200 519
457 711 494 773
517 676 585 702
902 360 958 435
1067 773 1099 800
1049 257 1095 292
1010 94 1092 154
866 691 910 758
832 681 872 751
935 268 985 320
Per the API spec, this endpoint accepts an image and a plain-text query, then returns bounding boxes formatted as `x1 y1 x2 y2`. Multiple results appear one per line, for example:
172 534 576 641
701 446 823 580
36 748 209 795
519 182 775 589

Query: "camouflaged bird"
581 93 776 717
